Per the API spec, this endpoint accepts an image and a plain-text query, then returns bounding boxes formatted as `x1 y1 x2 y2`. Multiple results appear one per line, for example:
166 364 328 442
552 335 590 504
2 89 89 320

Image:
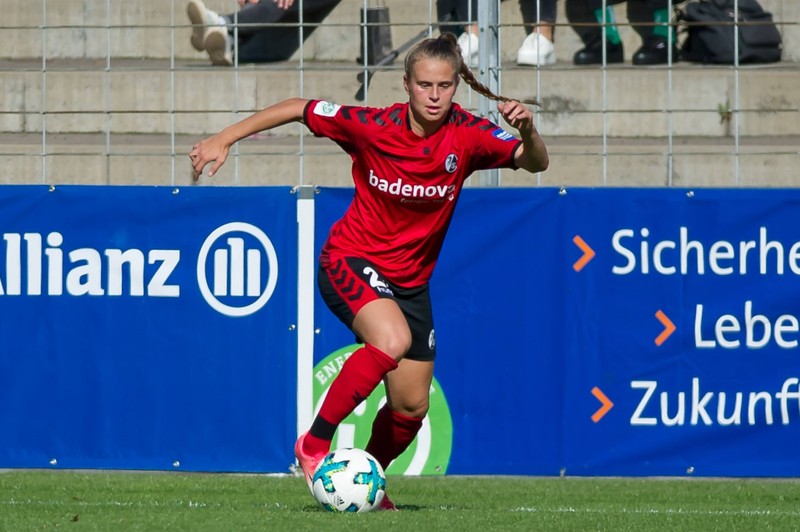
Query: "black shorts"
318 255 436 361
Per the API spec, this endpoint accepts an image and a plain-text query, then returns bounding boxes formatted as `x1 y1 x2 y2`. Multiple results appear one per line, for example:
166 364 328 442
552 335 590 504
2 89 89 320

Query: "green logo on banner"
313 344 453 475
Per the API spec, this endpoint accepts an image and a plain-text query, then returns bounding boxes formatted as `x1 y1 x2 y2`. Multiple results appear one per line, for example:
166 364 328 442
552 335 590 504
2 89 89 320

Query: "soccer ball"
311 448 387 513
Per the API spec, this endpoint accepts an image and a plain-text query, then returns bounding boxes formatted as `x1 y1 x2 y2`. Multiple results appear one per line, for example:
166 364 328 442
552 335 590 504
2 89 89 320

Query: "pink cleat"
294 432 326 492
376 494 399 511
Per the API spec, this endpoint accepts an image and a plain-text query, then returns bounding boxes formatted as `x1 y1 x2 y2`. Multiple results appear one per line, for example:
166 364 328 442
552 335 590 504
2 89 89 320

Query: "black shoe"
632 36 679 65
573 41 624 65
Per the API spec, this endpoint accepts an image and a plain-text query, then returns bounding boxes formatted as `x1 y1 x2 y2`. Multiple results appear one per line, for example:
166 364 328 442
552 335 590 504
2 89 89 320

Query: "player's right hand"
189 135 230 181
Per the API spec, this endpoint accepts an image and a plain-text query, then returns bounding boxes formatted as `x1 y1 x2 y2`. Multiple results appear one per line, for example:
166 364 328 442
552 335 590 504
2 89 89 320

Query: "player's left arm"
498 101 549 174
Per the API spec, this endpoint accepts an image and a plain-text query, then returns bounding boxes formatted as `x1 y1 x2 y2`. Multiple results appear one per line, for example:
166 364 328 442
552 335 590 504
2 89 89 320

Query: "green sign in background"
313 344 453 475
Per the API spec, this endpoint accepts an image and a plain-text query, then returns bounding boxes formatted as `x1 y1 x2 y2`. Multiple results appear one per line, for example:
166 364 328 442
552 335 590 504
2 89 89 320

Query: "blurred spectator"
437 0 480 66
517 0 558 66
187 0 341 65
566 0 681 65
437 0 559 67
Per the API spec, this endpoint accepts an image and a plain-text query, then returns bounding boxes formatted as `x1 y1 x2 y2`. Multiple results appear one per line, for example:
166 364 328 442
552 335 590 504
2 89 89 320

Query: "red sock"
306 344 398 455
301 432 331 458
365 404 424 470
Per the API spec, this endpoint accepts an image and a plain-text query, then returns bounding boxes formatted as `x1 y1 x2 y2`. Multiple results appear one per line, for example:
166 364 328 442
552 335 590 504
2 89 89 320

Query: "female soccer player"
189 32 548 511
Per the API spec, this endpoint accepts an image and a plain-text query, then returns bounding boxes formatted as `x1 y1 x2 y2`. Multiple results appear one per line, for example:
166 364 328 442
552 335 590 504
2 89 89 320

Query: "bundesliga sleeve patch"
492 128 515 141
313 101 341 117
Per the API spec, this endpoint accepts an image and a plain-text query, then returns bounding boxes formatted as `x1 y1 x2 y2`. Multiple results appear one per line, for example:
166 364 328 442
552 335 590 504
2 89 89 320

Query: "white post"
296 186 316 436
478 0 500 186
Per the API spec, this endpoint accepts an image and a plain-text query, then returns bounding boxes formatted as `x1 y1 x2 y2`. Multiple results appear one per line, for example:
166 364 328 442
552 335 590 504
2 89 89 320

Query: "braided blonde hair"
404 32 540 106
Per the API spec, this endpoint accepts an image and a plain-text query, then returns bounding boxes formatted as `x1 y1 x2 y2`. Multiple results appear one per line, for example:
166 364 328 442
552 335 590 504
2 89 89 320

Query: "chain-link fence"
1 0 797 187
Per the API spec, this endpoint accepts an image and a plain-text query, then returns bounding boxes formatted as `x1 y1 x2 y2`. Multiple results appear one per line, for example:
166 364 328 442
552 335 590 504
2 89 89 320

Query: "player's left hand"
238 0 260 5
497 100 533 134
273 0 295 9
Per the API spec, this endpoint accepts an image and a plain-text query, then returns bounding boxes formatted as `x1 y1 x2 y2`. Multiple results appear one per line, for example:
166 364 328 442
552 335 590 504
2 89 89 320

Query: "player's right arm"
190 97 309 180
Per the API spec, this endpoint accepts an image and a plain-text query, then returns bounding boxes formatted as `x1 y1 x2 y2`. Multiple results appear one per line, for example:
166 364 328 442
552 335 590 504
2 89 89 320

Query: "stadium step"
4 0 798 64
2 0 797 187
3 131 797 187
2 57 799 138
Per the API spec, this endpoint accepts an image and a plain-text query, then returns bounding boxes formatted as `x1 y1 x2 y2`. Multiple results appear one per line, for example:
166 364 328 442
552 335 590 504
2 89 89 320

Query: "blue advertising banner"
0 186 298 472
314 187 800 477
5 185 800 477
556 188 800 477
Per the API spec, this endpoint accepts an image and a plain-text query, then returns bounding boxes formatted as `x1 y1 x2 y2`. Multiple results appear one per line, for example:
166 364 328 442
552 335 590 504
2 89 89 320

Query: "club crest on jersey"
444 154 458 173
313 101 341 117
493 128 515 141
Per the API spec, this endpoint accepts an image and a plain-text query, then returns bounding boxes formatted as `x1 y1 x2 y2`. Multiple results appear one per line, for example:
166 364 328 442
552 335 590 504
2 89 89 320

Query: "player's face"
404 58 458 132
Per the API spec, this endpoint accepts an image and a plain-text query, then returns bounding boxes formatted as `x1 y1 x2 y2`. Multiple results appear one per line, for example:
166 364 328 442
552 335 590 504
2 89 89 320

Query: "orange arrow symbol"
591 387 613 422
572 235 595 272
654 310 676 346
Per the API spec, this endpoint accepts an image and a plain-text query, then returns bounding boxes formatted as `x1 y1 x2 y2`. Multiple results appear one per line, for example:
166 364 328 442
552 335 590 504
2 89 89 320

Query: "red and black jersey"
304 99 522 288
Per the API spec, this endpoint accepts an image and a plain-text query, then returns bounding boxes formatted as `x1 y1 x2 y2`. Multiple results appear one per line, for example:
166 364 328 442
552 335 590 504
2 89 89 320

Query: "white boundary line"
2 498 799 518
512 506 800 517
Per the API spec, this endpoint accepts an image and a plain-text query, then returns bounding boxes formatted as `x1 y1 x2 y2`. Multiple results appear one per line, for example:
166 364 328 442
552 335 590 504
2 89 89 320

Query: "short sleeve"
304 99 371 147
464 118 522 172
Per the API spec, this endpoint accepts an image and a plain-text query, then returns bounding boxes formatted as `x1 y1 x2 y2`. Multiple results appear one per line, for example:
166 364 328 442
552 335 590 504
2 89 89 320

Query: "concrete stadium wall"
4 0 798 63
2 1 797 188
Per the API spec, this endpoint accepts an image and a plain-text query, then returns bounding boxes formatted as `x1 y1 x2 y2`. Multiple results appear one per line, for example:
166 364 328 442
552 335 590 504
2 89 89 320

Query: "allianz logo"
0 222 278 317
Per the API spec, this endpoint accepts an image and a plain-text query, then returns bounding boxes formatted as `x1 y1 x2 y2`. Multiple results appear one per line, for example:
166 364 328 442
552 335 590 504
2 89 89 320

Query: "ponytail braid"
456 61 540 106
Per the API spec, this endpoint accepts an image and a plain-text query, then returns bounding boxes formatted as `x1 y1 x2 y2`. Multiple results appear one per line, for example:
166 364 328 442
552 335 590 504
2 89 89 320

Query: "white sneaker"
517 32 556 66
204 26 233 66
457 32 479 68
187 0 226 52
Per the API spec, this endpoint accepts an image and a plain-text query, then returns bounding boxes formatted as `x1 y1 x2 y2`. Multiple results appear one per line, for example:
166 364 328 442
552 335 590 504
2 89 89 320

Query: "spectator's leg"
437 0 461 35
441 0 479 66
627 0 654 42
226 0 336 36
650 0 679 41
436 0 479 37
452 0 479 29
517 0 557 66
630 0 677 65
236 1 340 63
567 0 624 64
519 0 557 39
627 0 679 40
566 0 620 46
187 0 226 53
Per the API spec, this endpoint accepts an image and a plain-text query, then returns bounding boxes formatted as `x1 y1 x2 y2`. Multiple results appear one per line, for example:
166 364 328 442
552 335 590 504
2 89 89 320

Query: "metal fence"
1 0 797 187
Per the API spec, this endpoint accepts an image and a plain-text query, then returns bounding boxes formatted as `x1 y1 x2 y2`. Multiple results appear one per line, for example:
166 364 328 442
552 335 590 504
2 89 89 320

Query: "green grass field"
1 471 799 531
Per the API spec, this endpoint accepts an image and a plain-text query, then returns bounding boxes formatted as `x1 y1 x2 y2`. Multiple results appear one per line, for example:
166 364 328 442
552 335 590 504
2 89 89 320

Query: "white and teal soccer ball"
311 448 387 513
